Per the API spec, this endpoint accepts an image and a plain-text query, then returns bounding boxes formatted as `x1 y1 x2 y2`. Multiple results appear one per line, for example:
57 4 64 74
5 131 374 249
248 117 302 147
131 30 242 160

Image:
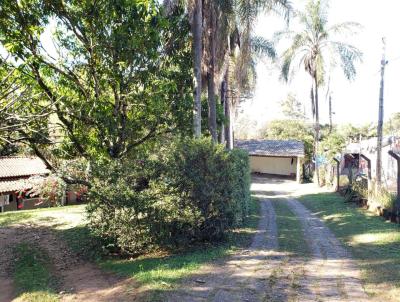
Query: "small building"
235 139 305 182
341 136 400 192
0 157 50 212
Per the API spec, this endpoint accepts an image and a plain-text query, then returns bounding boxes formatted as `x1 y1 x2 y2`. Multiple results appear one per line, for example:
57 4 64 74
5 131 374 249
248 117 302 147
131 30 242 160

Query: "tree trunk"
220 79 226 144
310 85 315 119
314 74 320 186
225 71 233 149
329 93 333 133
207 1 217 142
192 0 202 138
377 53 386 188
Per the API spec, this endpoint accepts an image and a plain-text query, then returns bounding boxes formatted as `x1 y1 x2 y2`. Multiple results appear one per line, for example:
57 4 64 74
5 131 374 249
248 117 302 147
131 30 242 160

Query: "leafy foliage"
278 0 362 84
320 130 346 163
27 175 67 206
279 93 306 120
87 138 251 255
338 123 376 142
0 0 193 161
385 112 400 136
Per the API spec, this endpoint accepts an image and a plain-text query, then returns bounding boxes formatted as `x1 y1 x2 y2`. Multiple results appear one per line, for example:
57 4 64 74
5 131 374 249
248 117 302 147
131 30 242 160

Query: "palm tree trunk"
329 93 333 133
310 85 315 119
192 0 202 138
207 1 217 142
314 74 320 186
220 79 226 144
225 70 233 149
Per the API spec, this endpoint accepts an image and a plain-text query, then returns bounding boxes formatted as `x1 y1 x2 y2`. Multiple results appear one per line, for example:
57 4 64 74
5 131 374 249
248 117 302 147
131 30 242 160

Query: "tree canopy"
0 0 193 162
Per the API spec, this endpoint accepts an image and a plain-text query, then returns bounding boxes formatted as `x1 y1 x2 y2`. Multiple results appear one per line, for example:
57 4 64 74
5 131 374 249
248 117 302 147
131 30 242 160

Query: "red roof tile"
0 179 30 194
0 157 50 178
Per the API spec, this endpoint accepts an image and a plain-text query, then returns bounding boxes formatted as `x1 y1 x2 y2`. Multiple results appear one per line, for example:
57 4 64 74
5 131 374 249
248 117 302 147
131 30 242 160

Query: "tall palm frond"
276 0 362 185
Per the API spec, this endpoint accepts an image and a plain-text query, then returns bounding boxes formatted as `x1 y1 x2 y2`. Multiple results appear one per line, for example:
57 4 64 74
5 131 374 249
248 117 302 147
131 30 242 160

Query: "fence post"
360 154 372 191
388 151 400 212
333 158 340 192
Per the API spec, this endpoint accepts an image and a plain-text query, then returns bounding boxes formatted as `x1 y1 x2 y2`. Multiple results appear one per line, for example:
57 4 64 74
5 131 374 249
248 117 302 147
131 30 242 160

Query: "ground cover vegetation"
13 243 59 302
298 192 400 301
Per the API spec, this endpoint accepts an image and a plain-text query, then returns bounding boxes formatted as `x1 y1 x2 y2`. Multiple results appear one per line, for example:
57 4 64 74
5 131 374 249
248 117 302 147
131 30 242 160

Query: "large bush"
87 138 251 255
166 139 250 240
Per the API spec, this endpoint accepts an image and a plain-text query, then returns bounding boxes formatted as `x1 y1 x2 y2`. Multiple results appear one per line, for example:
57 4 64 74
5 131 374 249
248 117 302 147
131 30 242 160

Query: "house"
0 157 50 212
235 139 305 182
341 136 400 192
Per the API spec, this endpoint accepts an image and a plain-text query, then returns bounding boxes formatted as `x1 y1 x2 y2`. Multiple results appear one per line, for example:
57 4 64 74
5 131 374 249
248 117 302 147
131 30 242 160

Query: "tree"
0 1 192 161
280 93 306 120
339 123 376 142
190 0 203 138
277 0 362 184
220 0 291 148
0 59 52 157
0 0 193 186
171 0 290 145
385 112 400 136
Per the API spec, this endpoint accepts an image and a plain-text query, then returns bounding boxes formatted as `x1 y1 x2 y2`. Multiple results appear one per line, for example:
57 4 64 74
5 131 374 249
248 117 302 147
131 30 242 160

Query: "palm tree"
216 0 291 148
277 0 362 184
165 0 290 143
191 0 203 138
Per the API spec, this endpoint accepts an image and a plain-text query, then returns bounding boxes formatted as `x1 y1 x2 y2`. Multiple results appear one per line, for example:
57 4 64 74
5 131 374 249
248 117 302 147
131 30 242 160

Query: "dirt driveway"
165 176 371 302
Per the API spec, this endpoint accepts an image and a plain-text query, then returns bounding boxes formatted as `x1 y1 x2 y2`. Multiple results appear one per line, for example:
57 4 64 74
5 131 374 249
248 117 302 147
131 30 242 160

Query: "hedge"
87 138 251 255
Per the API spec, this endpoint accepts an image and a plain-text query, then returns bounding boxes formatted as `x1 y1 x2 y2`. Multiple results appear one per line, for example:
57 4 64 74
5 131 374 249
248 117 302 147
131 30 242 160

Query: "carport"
235 139 305 183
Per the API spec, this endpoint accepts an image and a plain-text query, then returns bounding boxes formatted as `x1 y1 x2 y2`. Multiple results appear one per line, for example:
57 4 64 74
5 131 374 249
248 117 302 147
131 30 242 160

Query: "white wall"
249 156 297 176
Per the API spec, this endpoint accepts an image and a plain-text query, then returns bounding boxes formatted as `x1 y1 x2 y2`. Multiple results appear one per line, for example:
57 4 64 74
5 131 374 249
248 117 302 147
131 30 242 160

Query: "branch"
62 176 92 188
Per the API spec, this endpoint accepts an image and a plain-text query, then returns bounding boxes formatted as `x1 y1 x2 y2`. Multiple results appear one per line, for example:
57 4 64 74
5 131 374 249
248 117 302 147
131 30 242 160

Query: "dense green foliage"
87 139 251 255
0 0 192 161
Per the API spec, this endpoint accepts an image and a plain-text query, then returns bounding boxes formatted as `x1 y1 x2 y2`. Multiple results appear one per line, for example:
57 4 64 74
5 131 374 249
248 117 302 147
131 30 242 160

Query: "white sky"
238 0 400 132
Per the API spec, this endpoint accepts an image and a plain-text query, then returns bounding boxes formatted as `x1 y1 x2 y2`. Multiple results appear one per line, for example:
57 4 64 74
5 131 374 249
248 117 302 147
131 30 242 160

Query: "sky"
238 0 400 133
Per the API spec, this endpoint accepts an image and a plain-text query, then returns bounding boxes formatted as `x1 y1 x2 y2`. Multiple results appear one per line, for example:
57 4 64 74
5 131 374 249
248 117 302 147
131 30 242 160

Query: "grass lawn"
272 199 310 257
298 192 400 301
0 204 85 227
100 197 260 293
13 243 59 302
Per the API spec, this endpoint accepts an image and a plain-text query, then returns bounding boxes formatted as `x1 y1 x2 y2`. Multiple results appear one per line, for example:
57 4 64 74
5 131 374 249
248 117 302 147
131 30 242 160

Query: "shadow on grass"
298 191 400 298
13 243 59 302
0 212 33 227
100 197 261 287
100 246 230 285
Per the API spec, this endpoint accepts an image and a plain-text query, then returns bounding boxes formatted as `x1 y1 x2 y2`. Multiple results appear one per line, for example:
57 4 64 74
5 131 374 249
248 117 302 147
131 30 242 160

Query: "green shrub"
87 138 251 255
370 186 396 210
166 139 250 241
352 176 368 199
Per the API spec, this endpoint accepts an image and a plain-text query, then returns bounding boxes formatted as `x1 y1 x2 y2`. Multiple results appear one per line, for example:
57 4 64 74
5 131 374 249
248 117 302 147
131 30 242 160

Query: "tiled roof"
235 139 305 157
0 157 50 178
0 179 30 194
